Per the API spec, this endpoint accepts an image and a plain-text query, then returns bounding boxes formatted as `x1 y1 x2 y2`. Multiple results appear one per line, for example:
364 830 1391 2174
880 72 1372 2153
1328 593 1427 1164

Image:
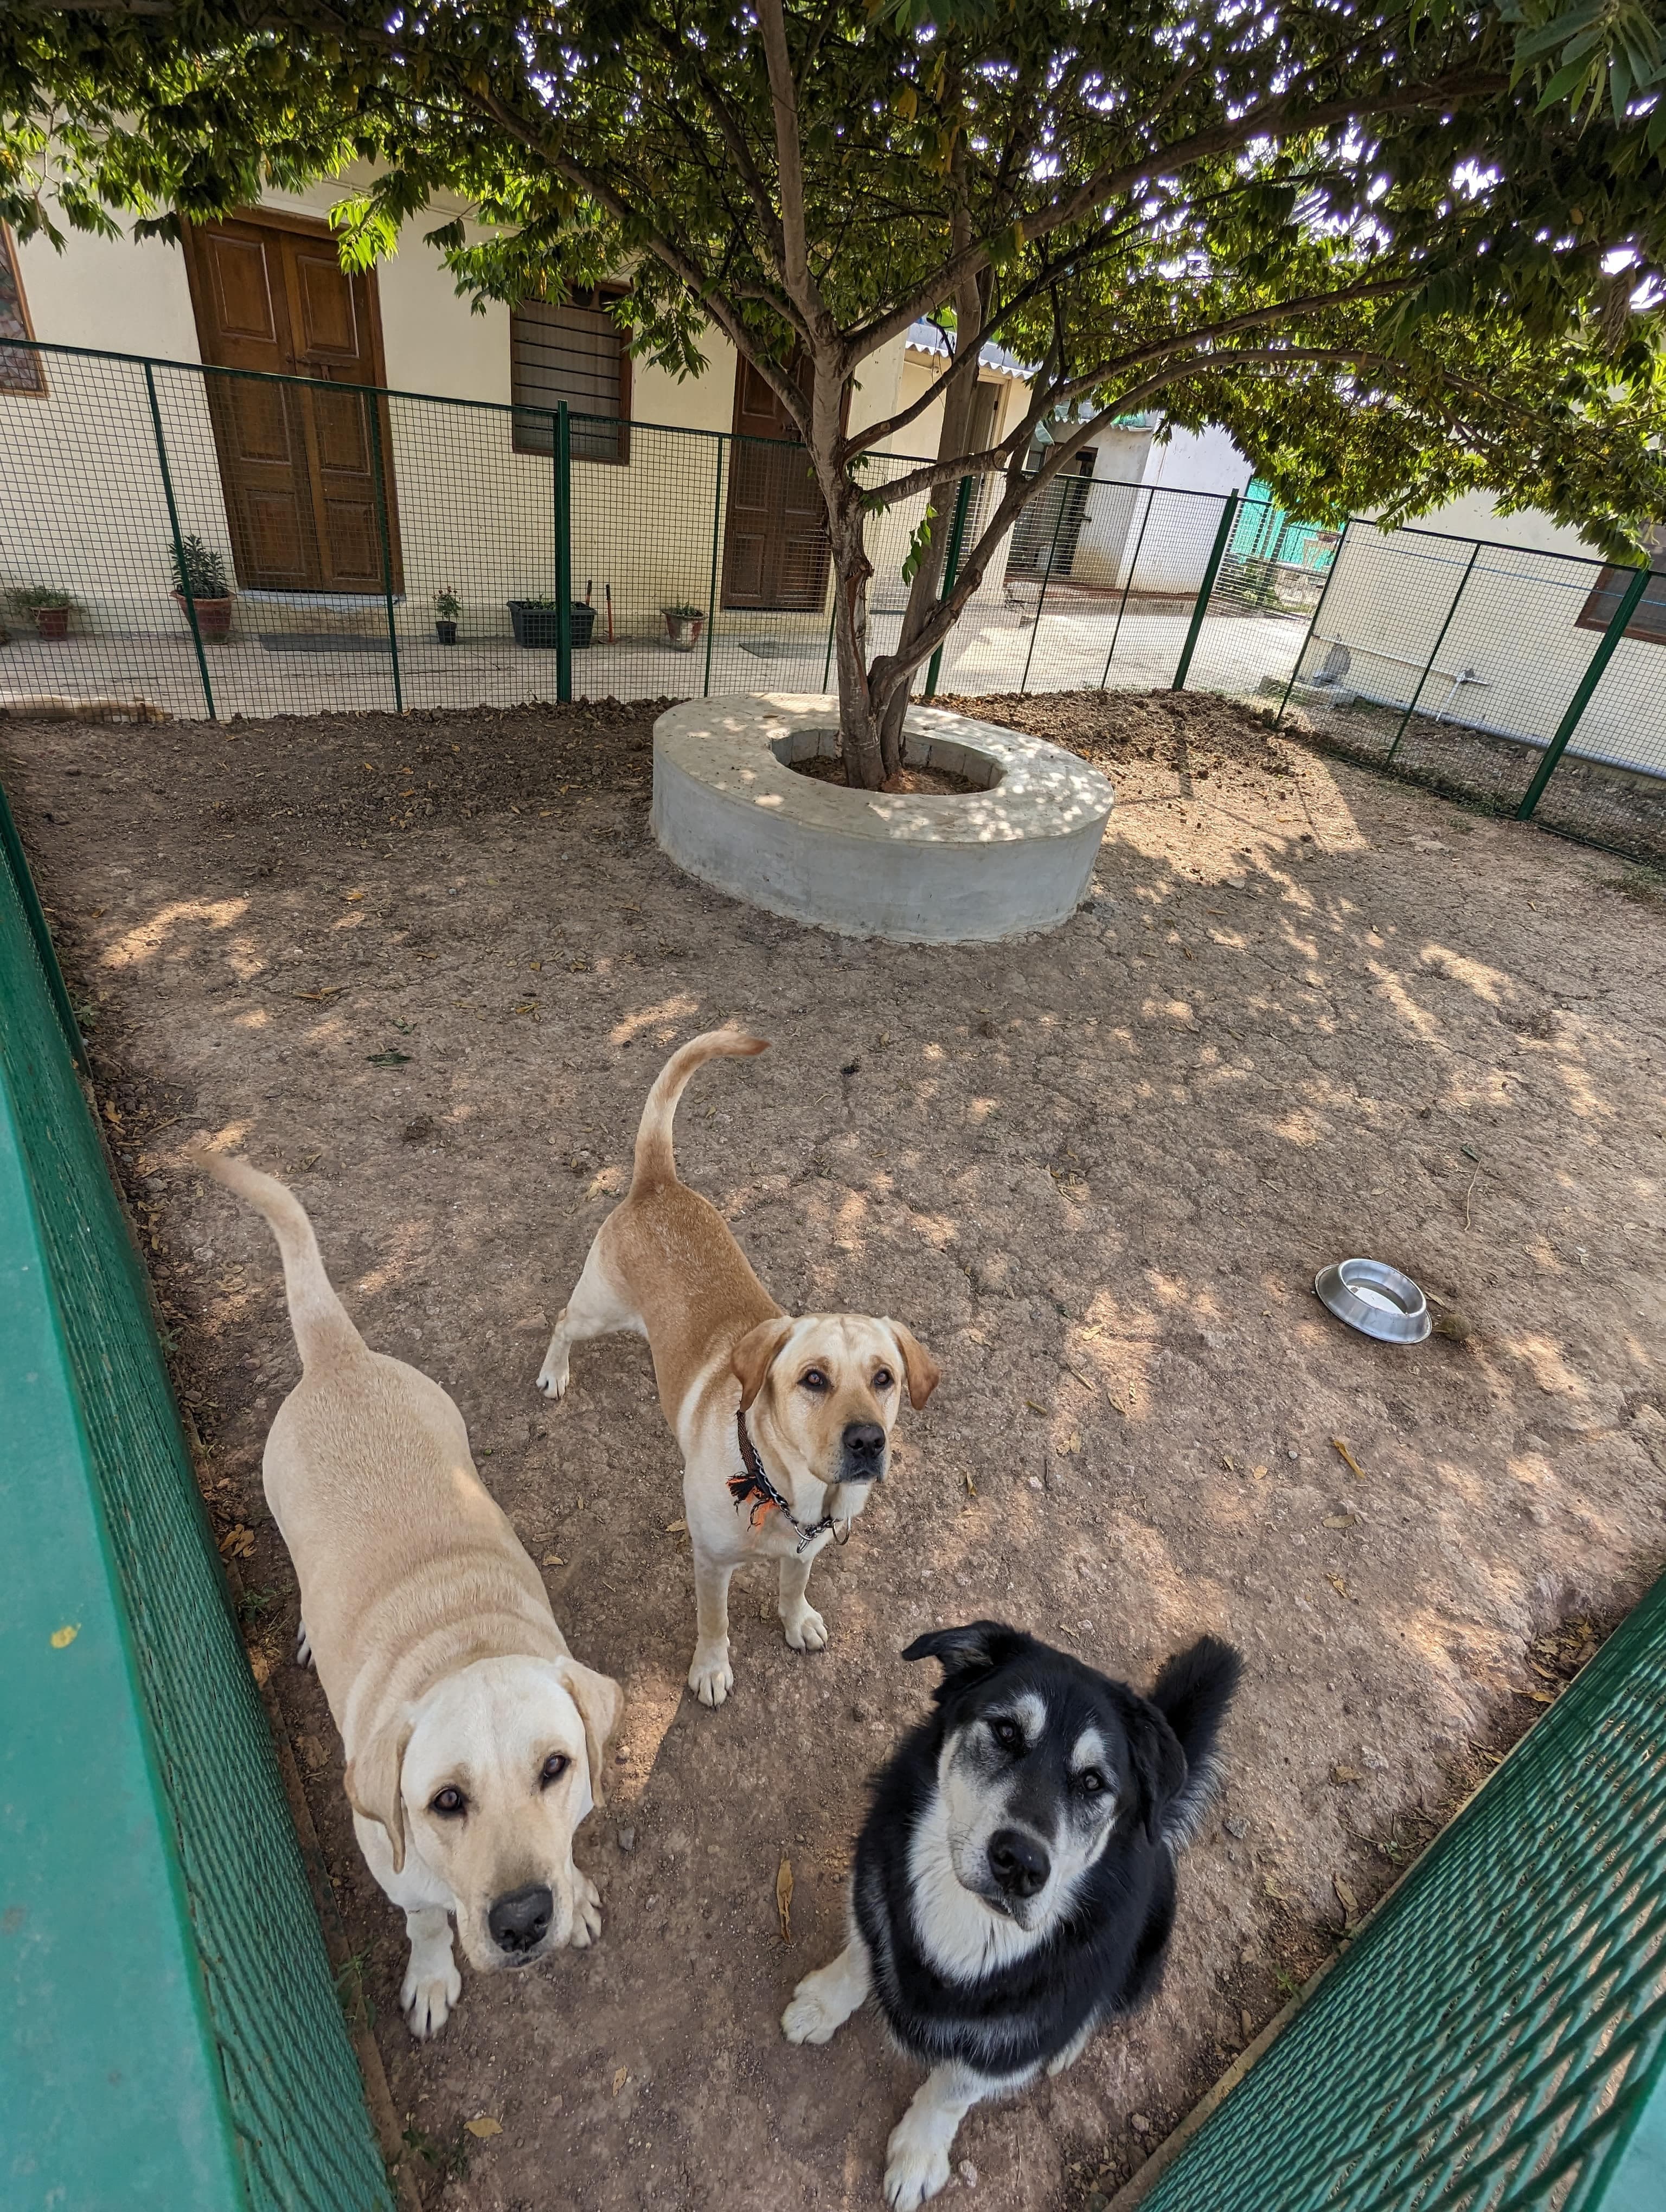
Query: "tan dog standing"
199 1147 622 2037
537 1031 939 1706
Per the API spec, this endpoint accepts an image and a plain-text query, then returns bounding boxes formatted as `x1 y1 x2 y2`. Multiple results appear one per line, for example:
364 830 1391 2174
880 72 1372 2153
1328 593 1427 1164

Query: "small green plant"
336 1947 377 2029
517 594 558 608
167 535 230 601
434 587 460 621
401 2124 469 2180
235 1585 275 1624
6 583 75 612
662 600 704 620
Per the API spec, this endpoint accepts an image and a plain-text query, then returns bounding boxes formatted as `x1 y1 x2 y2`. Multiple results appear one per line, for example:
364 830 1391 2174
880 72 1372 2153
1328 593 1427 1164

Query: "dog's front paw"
781 1603 828 1653
569 1871 603 1949
884 2121 953 2212
783 1977 845 2046
535 1357 569 1400
688 1642 734 1708
401 1956 462 2040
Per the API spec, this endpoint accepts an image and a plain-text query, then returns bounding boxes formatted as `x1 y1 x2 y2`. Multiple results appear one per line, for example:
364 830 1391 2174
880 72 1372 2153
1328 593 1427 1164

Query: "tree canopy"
4 0 1663 780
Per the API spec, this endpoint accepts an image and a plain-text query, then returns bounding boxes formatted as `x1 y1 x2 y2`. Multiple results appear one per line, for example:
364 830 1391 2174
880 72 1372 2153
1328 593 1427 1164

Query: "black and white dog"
783 1621 1242 2209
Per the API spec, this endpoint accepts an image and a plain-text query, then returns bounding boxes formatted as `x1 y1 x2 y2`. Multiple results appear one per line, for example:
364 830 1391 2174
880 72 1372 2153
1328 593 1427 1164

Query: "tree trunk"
873 227 989 777
828 487 886 788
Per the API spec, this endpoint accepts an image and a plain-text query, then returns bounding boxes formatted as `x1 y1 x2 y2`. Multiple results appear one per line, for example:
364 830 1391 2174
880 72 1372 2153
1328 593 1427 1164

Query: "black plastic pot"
435 620 457 645
508 600 597 649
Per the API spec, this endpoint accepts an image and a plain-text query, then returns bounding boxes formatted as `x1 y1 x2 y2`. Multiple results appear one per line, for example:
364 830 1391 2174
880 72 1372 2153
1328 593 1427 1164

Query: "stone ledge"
651 694 1116 944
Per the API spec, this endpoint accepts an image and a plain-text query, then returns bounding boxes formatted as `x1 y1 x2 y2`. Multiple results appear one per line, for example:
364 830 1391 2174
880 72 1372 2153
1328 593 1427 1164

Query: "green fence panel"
0 784 390 2211
1139 1569 1666 2212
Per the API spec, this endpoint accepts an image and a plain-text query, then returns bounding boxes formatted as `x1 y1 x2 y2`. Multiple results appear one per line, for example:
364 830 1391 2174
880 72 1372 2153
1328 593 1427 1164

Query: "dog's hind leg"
783 1932 871 2044
885 2064 990 2211
400 1906 462 2040
537 1236 641 1400
777 1549 829 1654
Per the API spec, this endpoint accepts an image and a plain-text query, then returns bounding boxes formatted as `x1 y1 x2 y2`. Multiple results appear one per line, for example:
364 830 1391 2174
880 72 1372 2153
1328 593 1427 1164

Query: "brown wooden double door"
721 358 831 611
181 211 402 594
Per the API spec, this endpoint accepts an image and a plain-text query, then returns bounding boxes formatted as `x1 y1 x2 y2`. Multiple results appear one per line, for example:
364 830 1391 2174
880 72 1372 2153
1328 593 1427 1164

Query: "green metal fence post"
1171 490 1240 691
364 393 403 713
1019 474 1073 695
1516 562 1651 821
142 363 216 723
1099 485 1156 687
0 773 86 1070
1274 516 1351 728
924 473 975 700
555 403 574 703
703 433 725 700
1384 541 1479 766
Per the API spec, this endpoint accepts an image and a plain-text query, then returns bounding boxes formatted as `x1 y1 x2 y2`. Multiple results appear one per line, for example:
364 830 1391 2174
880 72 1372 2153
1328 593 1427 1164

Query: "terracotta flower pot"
33 606 71 639
174 590 233 640
664 611 704 652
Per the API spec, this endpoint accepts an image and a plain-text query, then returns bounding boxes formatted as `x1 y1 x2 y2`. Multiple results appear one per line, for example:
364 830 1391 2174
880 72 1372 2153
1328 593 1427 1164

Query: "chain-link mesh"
1141 1567 1666 2212
3 340 1662 859
0 781 392 2208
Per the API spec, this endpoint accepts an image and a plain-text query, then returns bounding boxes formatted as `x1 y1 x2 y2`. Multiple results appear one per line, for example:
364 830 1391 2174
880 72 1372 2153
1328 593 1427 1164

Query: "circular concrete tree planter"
652 695 1116 944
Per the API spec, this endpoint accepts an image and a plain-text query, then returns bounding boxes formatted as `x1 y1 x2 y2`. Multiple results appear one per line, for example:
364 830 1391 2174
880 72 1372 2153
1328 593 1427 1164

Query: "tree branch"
844 65 1510 368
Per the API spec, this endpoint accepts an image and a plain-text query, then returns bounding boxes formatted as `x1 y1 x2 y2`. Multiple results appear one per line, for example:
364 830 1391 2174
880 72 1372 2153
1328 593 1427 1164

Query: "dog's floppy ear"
557 1657 624 1802
732 1316 794 1413
886 1321 940 1411
1125 1697 1189 1846
344 1715 414 1874
902 1620 1033 1700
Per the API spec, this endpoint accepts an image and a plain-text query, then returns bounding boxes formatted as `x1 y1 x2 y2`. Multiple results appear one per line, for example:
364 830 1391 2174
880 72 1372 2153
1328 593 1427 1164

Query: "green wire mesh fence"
1135 1566 1666 2212
2 340 1663 861
0 775 392 2208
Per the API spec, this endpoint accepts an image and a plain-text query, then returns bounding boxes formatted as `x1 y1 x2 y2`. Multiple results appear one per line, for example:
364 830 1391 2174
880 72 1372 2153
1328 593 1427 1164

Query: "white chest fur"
906 1795 1044 1986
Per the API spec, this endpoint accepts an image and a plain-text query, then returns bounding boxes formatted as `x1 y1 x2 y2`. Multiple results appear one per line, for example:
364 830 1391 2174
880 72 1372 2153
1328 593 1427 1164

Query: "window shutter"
511 295 628 461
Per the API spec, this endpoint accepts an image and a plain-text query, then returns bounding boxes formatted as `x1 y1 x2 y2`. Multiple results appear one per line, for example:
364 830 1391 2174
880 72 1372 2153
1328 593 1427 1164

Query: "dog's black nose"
988 1829 1050 1899
842 1420 886 1467
488 1883 554 1954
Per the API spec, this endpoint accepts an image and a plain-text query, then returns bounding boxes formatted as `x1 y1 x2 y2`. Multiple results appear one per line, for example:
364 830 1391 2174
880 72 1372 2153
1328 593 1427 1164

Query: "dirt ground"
8 686 1666 2211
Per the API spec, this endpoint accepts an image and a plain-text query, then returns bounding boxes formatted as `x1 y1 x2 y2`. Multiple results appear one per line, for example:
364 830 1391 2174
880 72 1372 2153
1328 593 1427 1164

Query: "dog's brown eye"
431 1786 466 1817
1080 1769 1107 1796
540 1753 570 1787
992 1718 1023 1752
800 1368 830 1392
873 1368 894 1391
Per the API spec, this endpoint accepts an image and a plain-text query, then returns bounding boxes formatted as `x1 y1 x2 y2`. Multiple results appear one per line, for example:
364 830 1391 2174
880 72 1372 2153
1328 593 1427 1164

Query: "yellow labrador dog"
537 1031 939 1706
198 1147 622 2037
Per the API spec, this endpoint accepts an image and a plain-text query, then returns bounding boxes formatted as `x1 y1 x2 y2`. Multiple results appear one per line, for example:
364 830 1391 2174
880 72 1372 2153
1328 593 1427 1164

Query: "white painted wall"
3 198 908 640
1308 523 1660 774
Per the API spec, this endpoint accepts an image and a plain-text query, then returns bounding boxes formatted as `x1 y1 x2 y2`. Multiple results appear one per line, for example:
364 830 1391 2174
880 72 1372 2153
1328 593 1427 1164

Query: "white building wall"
4 200 905 641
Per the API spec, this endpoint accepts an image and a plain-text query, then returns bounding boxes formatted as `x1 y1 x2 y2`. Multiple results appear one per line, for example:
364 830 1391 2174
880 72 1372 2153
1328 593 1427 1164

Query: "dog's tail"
193 1144 366 1370
631 1028 769 1192
1149 1635 1242 1851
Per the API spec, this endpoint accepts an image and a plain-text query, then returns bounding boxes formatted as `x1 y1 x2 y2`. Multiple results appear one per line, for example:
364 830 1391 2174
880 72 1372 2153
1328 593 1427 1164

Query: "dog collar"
731 1411 847 1553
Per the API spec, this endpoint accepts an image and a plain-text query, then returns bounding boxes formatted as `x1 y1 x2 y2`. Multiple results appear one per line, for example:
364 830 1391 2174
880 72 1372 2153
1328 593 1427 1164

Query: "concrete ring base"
651 695 1116 944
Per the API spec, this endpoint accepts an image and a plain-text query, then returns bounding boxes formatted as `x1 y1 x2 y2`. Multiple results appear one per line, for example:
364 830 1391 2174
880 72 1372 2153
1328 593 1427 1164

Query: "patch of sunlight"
102 896 247 969
609 993 701 1046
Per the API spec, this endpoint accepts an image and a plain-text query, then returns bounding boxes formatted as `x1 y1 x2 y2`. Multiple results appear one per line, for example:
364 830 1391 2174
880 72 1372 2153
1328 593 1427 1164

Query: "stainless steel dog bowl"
1314 1258 1432 1345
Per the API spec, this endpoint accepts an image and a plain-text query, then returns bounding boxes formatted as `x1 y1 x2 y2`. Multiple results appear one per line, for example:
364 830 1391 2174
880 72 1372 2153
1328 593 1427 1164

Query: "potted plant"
508 596 597 649
663 601 706 652
7 584 77 639
435 588 460 645
168 536 233 639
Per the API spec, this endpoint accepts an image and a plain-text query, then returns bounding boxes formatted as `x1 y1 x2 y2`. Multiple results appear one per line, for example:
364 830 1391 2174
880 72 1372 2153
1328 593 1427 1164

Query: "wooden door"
181 213 401 594
721 358 830 611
